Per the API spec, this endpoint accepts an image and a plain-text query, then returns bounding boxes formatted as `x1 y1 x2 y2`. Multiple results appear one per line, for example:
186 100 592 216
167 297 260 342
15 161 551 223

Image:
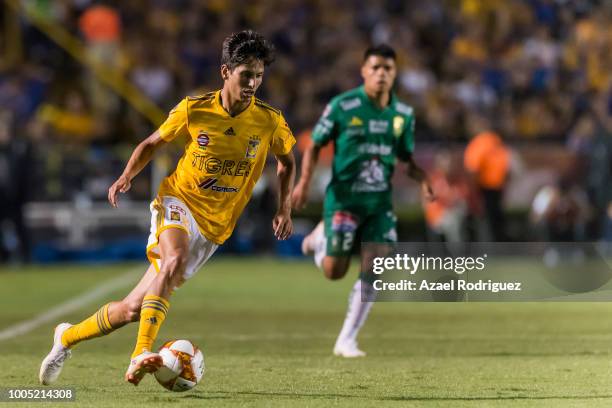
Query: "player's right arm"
108 130 168 207
292 102 338 209
109 98 190 207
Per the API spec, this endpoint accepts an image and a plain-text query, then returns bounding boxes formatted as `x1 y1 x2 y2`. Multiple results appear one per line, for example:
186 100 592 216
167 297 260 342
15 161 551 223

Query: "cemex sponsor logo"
198 178 239 193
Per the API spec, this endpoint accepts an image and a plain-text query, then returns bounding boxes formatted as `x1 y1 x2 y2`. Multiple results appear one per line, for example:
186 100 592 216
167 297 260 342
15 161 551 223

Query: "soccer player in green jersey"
292 44 434 357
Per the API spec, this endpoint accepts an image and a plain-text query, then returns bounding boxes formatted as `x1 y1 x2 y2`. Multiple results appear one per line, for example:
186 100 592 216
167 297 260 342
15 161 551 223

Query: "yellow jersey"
156 90 295 244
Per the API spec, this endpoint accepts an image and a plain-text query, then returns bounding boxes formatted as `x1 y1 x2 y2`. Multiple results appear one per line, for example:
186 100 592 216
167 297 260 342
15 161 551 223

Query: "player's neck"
364 87 390 110
219 87 250 117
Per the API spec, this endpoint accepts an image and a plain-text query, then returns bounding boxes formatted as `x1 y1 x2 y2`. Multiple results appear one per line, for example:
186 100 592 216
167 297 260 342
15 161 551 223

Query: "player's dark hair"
221 30 275 70
363 44 396 61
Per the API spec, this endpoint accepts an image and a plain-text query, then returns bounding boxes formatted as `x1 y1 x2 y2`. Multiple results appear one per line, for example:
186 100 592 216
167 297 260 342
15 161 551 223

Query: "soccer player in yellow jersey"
39 30 296 386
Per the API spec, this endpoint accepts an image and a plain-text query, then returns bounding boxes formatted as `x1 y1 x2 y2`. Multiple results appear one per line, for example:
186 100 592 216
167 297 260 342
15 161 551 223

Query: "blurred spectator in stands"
0 110 32 263
530 177 590 242
424 150 469 244
464 113 510 241
130 49 174 106
585 92 612 240
78 2 123 117
37 90 96 143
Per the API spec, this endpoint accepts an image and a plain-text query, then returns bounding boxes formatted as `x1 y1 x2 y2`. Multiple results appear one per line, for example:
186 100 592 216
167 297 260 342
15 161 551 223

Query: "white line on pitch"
0 266 143 341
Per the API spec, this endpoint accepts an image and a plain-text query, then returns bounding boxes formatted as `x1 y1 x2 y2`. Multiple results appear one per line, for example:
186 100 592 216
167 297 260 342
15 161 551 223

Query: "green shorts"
324 208 398 257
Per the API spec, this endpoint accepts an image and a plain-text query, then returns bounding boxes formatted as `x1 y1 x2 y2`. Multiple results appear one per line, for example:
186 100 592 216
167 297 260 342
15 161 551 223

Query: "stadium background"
0 0 611 259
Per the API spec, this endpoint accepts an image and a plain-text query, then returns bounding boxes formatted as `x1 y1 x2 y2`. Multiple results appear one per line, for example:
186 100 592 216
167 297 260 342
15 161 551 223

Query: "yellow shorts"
146 196 218 280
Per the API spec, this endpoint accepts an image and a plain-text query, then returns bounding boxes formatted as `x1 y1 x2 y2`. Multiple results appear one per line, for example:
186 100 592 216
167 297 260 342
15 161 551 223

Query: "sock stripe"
142 303 168 314
142 300 168 313
143 294 169 305
142 295 169 306
142 299 169 309
101 304 112 332
96 309 111 335
141 305 168 314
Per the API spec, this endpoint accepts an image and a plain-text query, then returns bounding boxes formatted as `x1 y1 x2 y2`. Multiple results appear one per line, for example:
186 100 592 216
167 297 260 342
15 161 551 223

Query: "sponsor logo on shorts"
198 178 239 193
331 211 358 232
169 205 187 216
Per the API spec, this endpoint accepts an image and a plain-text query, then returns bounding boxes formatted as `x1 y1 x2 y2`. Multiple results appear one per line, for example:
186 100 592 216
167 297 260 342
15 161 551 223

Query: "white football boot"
301 221 324 255
39 323 73 385
125 351 163 386
333 340 366 358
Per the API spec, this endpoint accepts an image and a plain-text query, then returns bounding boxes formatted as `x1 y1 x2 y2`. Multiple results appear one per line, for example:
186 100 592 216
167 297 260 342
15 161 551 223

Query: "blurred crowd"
2 0 612 142
2 0 612 260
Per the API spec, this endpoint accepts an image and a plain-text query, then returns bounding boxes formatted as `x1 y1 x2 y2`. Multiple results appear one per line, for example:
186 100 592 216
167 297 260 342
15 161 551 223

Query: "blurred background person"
424 150 469 244
463 114 510 241
530 176 591 242
0 110 32 263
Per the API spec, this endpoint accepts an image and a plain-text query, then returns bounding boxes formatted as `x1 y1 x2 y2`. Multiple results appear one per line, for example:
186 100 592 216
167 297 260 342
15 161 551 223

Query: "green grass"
1 258 612 407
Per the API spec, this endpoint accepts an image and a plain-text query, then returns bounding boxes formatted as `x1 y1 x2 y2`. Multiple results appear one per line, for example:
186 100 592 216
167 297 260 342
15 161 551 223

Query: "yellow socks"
61 303 114 348
131 295 169 358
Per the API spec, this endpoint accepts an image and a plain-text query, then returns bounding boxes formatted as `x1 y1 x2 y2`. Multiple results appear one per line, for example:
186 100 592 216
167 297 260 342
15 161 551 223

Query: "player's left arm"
398 114 435 202
405 153 434 202
270 113 297 240
273 151 296 240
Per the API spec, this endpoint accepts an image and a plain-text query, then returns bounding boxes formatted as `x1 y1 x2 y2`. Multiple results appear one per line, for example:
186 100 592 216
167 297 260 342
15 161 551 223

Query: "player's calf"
110 299 142 324
322 256 351 280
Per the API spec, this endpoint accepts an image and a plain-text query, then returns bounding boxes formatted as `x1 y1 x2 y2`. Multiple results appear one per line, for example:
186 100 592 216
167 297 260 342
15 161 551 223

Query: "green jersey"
311 85 416 213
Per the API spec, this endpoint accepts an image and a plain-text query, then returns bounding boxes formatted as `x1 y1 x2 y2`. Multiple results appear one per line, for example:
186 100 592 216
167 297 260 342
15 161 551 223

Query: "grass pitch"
1 258 612 407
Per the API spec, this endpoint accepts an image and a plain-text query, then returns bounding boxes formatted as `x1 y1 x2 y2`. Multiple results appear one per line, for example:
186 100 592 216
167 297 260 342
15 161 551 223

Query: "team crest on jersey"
393 116 405 137
170 211 181 222
197 131 210 149
245 136 260 159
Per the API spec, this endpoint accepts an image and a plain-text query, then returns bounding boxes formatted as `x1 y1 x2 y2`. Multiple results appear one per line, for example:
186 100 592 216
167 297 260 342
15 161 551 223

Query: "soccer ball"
154 339 205 392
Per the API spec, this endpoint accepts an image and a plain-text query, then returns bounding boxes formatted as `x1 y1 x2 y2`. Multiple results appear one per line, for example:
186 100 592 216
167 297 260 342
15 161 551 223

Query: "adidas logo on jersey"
224 127 236 136
349 116 363 126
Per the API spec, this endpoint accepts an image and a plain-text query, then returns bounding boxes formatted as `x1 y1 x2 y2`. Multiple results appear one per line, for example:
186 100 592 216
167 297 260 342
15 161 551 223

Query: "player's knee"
160 252 188 282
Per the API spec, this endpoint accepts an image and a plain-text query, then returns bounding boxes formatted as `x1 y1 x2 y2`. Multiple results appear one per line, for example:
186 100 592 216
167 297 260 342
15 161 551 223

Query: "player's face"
222 58 265 102
361 55 396 94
